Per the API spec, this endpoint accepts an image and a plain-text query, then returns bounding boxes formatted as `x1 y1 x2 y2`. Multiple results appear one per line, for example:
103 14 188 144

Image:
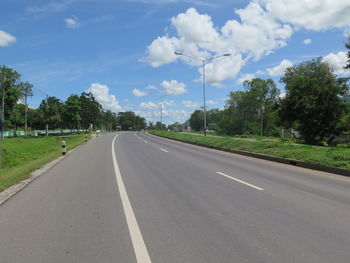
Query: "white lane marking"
112 135 152 263
144 140 148 144
216 171 264 191
160 148 168 153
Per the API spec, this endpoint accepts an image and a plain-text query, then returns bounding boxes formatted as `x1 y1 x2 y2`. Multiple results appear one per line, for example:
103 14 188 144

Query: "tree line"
0 66 146 136
187 57 350 145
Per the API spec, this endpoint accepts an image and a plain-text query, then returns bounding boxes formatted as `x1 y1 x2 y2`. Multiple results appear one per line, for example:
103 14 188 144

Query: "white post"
62 140 66 155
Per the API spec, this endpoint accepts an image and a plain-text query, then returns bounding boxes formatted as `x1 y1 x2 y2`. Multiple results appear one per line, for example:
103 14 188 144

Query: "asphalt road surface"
1 131 350 263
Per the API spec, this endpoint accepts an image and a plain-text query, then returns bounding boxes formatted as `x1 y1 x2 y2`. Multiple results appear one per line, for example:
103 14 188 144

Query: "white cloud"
161 80 187 95
322 51 350 75
144 5 292 83
132 88 149 97
87 83 122 112
206 100 217 105
136 109 191 124
0 30 16 47
162 99 175 107
211 83 226 89
143 1 350 85
263 0 350 31
266 59 293 76
303 38 312 45
237 73 255 84
182 100 200 108
64 17 79 29
140 101 159 110
145 85 158 90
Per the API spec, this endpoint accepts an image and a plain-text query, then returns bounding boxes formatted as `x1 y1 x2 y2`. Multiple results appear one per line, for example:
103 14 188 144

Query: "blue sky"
1 0 350 124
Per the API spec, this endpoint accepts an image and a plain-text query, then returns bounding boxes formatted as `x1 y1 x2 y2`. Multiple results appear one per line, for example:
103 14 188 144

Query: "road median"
149 130 350 177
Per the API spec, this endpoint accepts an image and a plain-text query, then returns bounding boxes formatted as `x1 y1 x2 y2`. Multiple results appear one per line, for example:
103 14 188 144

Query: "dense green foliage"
218 78 280 136
169 57 350 145
150 130 350 170
279 58 349 145
0 66 146 134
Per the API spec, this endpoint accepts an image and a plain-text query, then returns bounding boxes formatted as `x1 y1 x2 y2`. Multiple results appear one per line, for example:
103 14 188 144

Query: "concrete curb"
150 133 350 177
0 136 95 206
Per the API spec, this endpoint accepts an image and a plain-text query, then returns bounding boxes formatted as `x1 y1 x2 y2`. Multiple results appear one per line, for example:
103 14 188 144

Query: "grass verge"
0 135 89 192
150 130 350 171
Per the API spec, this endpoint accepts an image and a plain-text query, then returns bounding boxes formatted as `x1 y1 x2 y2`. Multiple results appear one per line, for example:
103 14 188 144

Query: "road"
1 131 350 262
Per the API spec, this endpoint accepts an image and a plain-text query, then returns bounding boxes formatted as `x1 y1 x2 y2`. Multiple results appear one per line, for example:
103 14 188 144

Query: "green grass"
0 135 89 192
150 130 350 170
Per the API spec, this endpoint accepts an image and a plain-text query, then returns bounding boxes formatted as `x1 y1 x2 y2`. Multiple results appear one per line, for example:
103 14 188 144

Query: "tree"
217 78 280 136
39 96 63 135
79 92 102 130
9 103 25 134
27 108 43 130
116 111 146 131
279 57 349 145
18 81 33 135
63 94 81 130
102 110 117 131
0 66 21 138
189 110 203 131
345 37 350 69
155 121 165 130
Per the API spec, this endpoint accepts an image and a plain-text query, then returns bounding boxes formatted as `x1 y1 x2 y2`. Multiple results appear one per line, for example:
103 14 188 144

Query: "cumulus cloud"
132 88 149 97
64 16 79 29
161 80 187 95
143 5 292 83
162 99 175 107
136 109 191 124
145 85 158 90
0 30 16 47
322 51 350 75
87 83 122 111
262 0 350 31
182 100 200 108
303 38 312 45
206 100 217 105
143 1 350 84
140 101 159 110
266 59 293 76
237 73 256 84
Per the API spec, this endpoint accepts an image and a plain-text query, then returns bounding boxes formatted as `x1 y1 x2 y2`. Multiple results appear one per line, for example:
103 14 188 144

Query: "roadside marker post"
62 139 66 155
85 134 88 142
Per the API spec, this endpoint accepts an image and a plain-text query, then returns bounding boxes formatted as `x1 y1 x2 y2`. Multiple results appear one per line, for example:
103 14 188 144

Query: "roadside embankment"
149 130 350 176
0 135 90 192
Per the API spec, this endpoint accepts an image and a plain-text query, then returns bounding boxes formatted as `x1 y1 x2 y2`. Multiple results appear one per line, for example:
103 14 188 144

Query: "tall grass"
150 130 350 170
0 135 88 192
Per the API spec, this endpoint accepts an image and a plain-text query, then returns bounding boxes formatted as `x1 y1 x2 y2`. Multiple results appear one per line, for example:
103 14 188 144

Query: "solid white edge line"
112 134 152 263
159 148 168 153
216 171 264 191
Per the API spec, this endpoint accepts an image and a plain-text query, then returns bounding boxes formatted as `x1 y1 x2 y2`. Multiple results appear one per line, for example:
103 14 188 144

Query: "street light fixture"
174 51 231 136
160 93 175 130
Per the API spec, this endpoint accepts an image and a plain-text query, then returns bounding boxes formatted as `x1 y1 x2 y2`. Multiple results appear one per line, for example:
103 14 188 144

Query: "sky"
1 0 350 124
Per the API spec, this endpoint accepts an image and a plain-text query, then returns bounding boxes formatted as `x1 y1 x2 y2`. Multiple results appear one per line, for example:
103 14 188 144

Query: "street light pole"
160 93 175 130
174 51 231 136
1 77 6 141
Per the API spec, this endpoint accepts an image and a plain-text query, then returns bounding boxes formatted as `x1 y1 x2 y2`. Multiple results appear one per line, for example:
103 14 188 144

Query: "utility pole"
1 76 6 141
45 95 49 136
23 83 33 136
260 104 265 136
